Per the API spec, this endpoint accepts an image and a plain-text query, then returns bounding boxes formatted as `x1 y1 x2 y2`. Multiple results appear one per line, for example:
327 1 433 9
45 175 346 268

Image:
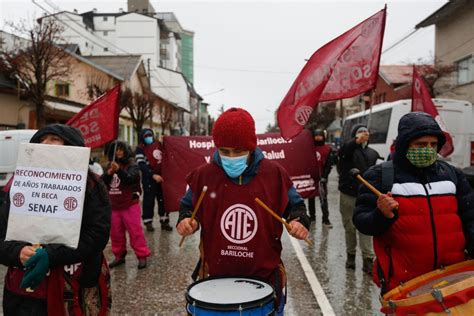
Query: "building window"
85 42 88 47
55 83 69 97
104 47 108 52
457 56 473 85
103 31 108 36
118 124 125 141
103 16 108 21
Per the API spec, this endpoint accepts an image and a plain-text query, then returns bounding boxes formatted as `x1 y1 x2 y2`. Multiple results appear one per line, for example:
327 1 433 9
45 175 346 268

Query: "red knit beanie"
212 107 257 151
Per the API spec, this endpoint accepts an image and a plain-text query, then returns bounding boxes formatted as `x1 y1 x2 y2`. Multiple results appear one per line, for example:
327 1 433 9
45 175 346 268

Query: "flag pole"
367 88 376 130
111 141 118 162
368 4 386 131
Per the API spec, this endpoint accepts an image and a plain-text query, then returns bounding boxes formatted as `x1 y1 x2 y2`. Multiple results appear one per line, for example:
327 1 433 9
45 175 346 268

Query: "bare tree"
305 102 337 131
0 18 71 128
265 122 280 133
120 88 155 136
415 59 456 97
156 97 175 135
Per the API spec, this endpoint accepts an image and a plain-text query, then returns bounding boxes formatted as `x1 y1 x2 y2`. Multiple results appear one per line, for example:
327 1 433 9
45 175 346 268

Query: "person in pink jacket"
102 141 151 269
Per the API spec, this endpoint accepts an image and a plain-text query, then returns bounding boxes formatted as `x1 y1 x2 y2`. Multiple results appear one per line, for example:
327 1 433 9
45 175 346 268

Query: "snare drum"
380 260 474 315
186 277 275 315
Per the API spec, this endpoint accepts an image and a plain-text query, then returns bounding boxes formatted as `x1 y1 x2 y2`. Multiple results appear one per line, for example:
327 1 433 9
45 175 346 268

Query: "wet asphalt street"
0 172 382 315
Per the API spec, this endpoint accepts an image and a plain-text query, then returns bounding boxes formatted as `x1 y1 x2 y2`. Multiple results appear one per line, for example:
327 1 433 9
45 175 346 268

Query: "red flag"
67 84 121 149
277 7 386 139
411 66 454 157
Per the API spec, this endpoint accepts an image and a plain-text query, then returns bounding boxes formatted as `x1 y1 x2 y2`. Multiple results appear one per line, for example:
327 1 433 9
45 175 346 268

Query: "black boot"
322 218 333 228
160 219 173 231
145 222 155 232
363 257 373 275
138 258 147 269
345 254 356 270
109 257 125 268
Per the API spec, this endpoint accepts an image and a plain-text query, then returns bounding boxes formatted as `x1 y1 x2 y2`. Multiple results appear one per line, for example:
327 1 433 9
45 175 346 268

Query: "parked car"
0 129 37 203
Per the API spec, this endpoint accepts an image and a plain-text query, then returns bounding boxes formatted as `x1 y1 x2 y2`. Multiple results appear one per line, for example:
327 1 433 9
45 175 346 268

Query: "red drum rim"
380 260 474 315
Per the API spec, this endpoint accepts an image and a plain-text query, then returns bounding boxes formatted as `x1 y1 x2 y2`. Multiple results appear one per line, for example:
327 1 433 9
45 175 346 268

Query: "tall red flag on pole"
67 84 121 149
277 7 386 139
412 66 454 157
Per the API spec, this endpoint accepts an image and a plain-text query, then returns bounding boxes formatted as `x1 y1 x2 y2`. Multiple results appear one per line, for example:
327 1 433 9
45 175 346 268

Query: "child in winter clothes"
102 141 151 269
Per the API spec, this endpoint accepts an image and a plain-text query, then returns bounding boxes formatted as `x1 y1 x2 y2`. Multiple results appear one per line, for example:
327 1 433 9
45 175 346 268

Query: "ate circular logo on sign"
220 204 258 244
12 193 25 207
295 106 313 126
64 197 78 211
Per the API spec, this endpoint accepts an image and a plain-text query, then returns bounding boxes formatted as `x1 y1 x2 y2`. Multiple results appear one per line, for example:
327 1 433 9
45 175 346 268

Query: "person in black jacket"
135 129 172 232
0 124 111 315
338 124 380 274
353 112 474 294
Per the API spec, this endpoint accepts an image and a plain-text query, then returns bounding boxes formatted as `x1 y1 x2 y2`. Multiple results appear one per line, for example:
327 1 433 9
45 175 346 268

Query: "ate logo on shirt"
110 174 121 189
220 204 258 244
153 149 162 162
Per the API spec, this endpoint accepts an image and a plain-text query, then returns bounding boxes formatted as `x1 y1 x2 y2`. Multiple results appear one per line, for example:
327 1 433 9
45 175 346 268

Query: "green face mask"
406 147 438 168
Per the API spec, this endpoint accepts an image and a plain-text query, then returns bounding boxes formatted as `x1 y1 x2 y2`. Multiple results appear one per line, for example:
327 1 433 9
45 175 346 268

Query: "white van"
0 129 37 202
342 99 474 170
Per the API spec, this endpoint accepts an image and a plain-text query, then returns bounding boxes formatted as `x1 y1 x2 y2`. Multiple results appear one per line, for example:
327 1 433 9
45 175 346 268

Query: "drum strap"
377 260 387 295
378 246 394 296
381 160 394 193
191 258 201 282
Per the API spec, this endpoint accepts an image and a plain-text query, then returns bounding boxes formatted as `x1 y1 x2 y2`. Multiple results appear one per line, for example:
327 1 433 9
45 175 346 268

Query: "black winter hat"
30 124 85 147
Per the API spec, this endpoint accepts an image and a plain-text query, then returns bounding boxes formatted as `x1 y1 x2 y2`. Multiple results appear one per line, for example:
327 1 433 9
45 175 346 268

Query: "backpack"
380 160 458 193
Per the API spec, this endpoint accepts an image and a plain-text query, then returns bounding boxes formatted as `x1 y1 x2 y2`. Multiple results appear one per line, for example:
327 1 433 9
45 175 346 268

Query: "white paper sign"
6 143 90 249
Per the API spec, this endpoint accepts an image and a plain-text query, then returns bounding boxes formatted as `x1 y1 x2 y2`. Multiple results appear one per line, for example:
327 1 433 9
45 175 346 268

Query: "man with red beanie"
177 107 310 315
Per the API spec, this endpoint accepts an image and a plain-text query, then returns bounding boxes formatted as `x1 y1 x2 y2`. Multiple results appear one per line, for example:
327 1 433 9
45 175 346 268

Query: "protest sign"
6 143 90 249
162 130 317 212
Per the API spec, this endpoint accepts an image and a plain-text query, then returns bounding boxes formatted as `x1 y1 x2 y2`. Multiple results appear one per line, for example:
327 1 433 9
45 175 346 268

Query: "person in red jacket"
103 141 151 269
353 112 474 295
308 129 335 227
177 108 310 316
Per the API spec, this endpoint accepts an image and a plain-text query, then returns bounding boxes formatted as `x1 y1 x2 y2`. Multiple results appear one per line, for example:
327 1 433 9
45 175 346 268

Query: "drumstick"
349 168 382 197
255 198 313 246
350 168 399 215
179 186 208 247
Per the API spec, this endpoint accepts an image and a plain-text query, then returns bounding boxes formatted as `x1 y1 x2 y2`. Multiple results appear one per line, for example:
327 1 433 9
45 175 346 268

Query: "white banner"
6 143 90 249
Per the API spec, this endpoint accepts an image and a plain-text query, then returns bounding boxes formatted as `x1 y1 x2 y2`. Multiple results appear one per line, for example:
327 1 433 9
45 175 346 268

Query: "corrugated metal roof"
379 65 413 85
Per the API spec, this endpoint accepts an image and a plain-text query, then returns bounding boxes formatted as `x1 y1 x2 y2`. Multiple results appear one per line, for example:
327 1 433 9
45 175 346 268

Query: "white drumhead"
188 278 274 304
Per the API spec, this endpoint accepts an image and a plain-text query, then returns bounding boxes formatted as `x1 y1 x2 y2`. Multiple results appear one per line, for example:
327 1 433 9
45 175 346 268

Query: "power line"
196 64 297 75
32 0 188 106
382 28 419 55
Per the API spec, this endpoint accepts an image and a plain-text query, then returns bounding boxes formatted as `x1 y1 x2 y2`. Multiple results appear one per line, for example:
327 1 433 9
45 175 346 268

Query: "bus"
342 99 474 171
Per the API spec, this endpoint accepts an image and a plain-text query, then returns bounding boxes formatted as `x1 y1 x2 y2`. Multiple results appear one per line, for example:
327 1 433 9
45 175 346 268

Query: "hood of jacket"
30 124 85 147
107 140 133 163
393 111 446 168
350 123 368 138
313 129 326 146
139 128 154 144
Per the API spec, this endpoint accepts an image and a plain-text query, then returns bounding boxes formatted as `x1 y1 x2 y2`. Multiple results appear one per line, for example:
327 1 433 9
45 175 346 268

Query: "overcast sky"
1 0 447 132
